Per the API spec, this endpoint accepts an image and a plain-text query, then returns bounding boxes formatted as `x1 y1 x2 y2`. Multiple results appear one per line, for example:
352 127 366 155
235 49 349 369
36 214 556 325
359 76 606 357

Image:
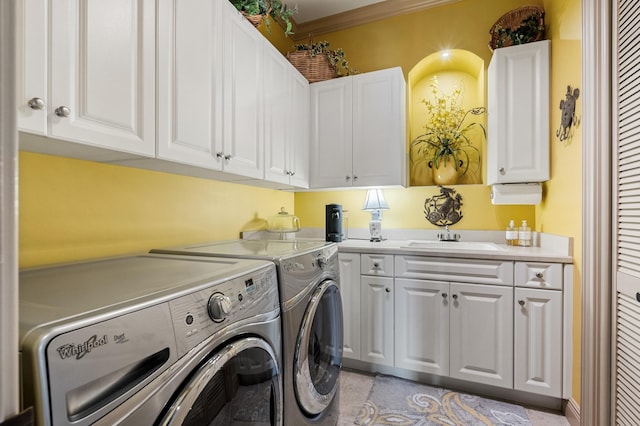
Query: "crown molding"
290 0 461 42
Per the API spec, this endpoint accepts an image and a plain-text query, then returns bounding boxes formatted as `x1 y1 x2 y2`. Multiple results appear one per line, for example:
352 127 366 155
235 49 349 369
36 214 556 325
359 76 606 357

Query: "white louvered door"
614 1 640 424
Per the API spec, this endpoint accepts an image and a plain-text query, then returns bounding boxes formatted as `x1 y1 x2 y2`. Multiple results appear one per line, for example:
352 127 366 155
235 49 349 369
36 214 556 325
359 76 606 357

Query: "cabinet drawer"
395 256 513 286
515 262 563 290
361 253 394 276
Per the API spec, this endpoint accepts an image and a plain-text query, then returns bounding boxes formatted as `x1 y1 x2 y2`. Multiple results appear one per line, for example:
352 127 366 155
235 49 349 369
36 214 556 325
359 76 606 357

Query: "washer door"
294 280 343 417
158 337 282 425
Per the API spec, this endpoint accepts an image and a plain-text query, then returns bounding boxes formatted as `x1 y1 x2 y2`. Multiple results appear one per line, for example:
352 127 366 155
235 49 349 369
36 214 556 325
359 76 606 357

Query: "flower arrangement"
410 77 486 180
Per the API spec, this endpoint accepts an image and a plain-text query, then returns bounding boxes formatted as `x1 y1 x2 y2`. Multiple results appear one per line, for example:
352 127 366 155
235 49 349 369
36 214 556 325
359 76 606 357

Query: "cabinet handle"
28 97 46 110
373 262 379 268
499 167 505 175
518 299 525 306
452 294 458 300
442 293 447 298
353 175 358 181
224 155 232 160
535 272 544 279
54 106 71 118
385 288 391 293
216 152 224 158
345 176 351 181
290 171 295 176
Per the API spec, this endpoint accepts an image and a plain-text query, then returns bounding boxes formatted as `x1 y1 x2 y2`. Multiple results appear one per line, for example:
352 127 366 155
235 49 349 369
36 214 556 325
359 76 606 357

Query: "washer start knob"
207 293 232 322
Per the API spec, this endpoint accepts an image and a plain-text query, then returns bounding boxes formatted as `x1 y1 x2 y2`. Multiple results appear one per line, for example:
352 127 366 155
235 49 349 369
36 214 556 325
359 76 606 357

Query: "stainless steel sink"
402 240 506 251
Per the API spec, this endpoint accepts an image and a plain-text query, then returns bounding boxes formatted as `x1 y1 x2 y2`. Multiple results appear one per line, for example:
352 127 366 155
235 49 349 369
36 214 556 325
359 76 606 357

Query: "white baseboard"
564 398 580 426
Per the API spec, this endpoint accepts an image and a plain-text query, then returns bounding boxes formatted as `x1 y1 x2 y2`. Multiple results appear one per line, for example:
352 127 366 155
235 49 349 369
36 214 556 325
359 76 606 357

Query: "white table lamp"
362 189 389 242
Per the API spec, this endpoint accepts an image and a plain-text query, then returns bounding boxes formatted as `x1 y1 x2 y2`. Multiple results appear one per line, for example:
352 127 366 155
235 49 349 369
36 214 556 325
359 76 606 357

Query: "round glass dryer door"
158 337 282 425
294 280 343 417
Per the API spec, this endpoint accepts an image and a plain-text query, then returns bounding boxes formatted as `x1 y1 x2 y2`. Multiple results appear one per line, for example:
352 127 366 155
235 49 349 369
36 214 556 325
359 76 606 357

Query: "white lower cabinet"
514 287 563 397
395 279 513 389
395 278 449 376
338 253 361 360
361 276 394 366
449 282 513 388
340 252 567 399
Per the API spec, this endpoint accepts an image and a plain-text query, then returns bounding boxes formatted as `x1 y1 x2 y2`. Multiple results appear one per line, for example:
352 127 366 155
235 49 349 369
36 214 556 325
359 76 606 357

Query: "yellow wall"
19 152 293 267
541 0 582 405
296 186 534 230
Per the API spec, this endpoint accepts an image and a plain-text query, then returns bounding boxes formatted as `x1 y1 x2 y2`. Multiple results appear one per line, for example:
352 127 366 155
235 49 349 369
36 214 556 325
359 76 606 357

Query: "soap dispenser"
518 220 532 247
506 220 518 246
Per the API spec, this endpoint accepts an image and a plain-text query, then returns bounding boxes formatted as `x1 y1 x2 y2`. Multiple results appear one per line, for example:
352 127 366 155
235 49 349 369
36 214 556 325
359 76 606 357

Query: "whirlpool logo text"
56 334 108 360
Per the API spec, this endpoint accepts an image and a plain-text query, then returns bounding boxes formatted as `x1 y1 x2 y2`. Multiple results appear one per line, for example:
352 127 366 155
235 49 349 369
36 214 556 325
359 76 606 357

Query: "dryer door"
294 280 343 416
158 337 282 425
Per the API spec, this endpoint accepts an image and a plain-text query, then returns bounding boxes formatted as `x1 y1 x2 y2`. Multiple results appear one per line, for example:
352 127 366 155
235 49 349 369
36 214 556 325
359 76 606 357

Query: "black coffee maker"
325 204 343 242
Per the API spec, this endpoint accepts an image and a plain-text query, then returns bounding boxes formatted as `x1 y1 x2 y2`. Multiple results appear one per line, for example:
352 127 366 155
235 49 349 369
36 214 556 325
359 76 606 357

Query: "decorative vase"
430 156 460 185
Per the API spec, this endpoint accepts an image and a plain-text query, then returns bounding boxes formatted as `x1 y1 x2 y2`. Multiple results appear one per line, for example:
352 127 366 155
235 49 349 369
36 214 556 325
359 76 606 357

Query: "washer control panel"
169 263 278 358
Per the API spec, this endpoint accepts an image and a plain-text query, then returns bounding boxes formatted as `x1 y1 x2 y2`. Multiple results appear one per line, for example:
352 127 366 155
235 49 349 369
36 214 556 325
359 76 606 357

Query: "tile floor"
337 369 570 426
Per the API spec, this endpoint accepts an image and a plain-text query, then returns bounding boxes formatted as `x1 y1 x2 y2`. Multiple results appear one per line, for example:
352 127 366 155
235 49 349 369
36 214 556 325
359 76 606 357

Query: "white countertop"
337 238 573 263
242 228 574 263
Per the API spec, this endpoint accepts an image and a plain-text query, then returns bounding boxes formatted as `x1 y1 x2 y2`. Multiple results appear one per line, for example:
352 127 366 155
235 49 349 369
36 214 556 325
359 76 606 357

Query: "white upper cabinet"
18 0 156 157
16 0 47 135
310 67 406 189
157 0 266 180
221 3 264 179
352 68 406 187
487 40 550 185
263 42 310 188
310 77 353 188
157 0 223 169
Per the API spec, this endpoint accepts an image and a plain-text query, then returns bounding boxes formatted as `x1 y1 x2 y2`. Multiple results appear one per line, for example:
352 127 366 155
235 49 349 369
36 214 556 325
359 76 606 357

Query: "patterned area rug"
355 375 531 426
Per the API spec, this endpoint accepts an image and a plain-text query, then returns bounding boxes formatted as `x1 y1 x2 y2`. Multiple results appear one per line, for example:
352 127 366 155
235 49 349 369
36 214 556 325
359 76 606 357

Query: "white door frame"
581 0 612 424
0 0 20 421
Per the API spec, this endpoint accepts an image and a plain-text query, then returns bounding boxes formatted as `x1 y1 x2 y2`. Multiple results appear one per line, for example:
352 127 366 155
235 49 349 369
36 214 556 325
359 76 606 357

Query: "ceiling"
288 0 460 41
293 0 387 23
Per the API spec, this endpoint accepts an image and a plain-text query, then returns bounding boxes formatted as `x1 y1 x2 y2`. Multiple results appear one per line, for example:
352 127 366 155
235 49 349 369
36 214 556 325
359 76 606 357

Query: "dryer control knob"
207 293 232 322
316 256 327 269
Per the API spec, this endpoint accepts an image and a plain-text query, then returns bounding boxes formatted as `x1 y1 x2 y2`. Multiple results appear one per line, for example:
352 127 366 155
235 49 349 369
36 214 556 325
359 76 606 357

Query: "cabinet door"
352 67 406 187
263 42 291 184
487 40 550 184
17 0 47 134
310 78 353 188
222 4 264 178
361 276 394 366
514 288 562 397
449 282 513 388
338 253 361 360
49 0 155 156
395 278 449 376
288 70 310 188
157 0 223 169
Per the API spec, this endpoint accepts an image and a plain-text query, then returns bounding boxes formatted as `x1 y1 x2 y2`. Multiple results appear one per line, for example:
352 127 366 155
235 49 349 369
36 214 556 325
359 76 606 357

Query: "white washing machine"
19 253 283 426
151 240 343 425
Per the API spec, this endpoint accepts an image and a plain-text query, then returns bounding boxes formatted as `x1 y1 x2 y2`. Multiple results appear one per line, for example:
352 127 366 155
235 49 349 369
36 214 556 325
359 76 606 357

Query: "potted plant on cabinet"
410 77 486 185
229 0 297 36
287 40 357 83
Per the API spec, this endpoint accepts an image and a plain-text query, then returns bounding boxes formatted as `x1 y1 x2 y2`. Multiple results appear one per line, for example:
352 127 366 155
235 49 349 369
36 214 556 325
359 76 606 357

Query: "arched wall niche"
408 49 486 186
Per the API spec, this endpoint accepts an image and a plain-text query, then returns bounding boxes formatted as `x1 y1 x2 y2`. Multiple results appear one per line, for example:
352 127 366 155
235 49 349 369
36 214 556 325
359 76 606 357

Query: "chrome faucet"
437 225 461 242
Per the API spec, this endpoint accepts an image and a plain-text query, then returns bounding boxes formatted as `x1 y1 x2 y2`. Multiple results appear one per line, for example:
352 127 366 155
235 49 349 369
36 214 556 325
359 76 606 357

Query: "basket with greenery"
287 40 357 82
229 0 297 36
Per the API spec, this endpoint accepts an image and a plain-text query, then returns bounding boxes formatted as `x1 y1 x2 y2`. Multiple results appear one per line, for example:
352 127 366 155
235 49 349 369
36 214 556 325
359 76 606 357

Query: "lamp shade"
362 189 389 211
